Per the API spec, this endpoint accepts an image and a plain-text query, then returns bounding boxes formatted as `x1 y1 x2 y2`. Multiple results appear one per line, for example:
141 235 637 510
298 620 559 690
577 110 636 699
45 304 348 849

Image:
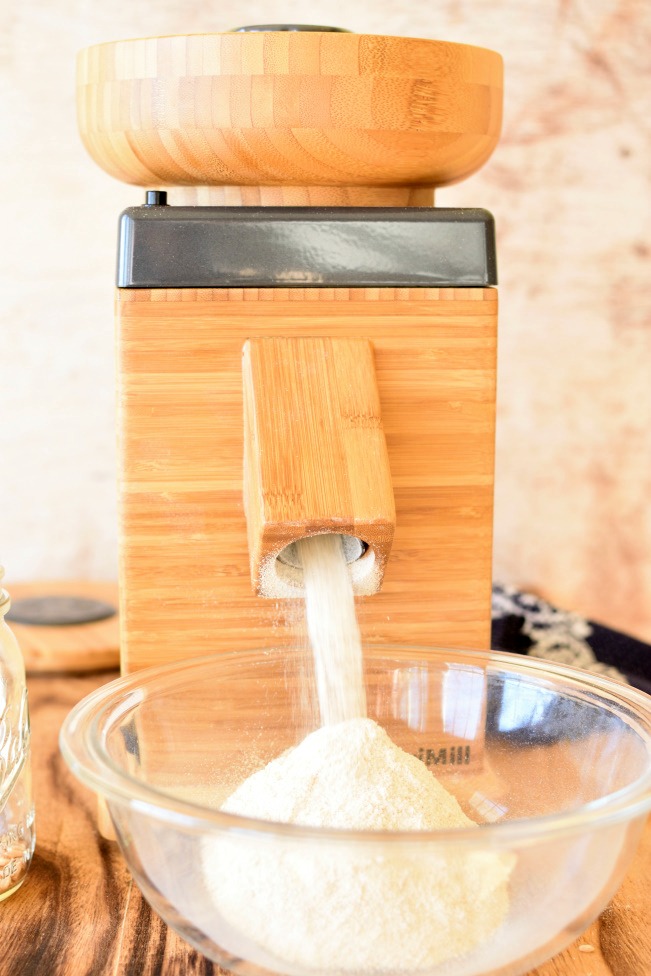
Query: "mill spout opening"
275 535 375 595
278 535 367 570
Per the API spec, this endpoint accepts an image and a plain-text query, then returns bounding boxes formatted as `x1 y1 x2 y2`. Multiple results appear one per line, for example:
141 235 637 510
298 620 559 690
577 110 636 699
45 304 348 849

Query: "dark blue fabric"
491 583 651 694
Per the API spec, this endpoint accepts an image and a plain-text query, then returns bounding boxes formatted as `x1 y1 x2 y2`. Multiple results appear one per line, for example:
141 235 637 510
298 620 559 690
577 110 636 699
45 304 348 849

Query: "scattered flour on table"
202 718 514 972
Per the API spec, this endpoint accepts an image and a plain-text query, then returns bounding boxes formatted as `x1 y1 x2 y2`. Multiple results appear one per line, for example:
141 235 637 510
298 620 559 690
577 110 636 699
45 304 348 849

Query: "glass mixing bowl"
60 646 651 976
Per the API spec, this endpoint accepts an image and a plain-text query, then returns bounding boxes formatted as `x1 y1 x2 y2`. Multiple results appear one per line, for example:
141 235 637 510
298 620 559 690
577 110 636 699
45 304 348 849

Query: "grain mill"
77 26 503 675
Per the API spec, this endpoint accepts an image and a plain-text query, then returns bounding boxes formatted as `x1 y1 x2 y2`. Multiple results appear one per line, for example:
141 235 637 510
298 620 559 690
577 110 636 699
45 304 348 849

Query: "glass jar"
0 571 34 899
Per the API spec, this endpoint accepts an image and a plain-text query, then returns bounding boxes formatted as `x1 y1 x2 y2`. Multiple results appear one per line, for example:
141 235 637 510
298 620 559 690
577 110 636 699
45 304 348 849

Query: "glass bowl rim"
59 644 651 846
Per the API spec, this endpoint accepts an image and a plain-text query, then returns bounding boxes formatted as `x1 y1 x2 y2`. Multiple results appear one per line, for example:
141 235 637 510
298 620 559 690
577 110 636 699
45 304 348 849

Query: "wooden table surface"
0 670 649 976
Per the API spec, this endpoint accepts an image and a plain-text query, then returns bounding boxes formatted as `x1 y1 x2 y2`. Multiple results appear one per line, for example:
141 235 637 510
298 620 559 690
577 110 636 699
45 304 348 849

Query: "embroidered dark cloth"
491 583 651 695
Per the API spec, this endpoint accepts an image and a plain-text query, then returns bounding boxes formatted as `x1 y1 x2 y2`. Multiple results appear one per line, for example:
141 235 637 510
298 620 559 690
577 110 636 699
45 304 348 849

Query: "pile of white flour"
202 718 513 972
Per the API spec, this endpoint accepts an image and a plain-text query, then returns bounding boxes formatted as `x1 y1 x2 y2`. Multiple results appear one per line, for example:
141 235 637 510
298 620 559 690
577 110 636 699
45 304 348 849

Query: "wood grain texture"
5 581 120 674
600 821 651 976
242 337 395 596
76 31 503 197
0 670 647 976
117 287 497 673
0 672 221 976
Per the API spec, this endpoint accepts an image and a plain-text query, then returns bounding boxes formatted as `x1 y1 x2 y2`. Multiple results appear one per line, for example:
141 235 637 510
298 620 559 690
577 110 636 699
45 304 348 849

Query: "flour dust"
296 534 366 725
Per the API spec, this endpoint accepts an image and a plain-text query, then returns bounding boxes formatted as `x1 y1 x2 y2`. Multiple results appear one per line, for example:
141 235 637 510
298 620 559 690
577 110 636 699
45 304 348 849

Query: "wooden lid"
76 29 503 191
5 581 120 673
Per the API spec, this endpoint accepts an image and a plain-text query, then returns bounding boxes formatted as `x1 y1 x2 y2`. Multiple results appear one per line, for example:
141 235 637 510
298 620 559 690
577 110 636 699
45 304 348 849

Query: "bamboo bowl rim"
76 31 504 190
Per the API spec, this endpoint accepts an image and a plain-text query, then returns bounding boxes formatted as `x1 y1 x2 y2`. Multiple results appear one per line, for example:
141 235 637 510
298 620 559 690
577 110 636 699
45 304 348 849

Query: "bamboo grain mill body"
77 26 503 676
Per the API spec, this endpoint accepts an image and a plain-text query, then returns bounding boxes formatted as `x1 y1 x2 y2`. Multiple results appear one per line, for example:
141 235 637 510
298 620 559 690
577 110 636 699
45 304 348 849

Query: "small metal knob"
145 190 168 206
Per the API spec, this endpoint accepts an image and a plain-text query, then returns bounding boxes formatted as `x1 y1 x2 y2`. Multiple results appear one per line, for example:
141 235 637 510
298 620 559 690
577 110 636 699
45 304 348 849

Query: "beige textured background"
1 1 649 639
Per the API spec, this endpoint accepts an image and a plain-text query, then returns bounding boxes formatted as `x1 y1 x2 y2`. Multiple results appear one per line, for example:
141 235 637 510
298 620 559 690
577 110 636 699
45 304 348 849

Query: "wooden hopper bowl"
76 30 503 204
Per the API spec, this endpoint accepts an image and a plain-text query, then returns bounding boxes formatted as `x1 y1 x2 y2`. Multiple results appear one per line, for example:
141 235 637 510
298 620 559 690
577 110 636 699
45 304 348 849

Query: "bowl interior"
90 647 651 828
62 646 651 976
